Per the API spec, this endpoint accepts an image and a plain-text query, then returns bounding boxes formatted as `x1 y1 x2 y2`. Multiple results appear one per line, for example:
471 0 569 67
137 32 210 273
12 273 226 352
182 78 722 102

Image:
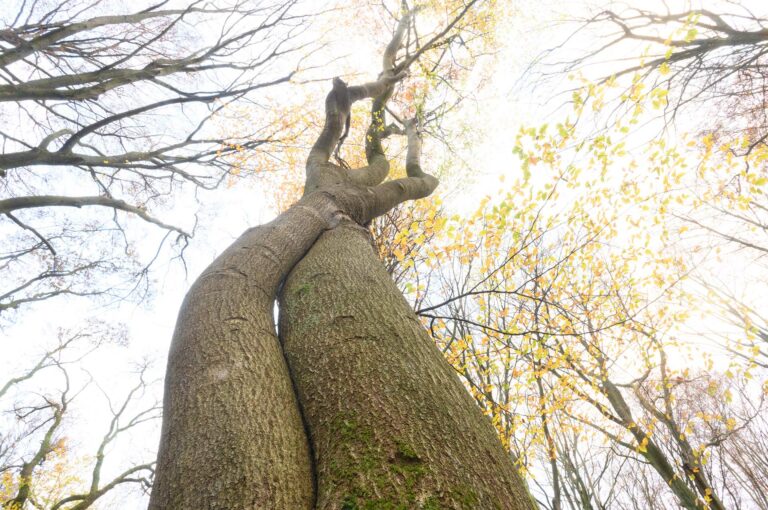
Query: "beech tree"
149 6 538 509
0 0 312 316
0 325 159 509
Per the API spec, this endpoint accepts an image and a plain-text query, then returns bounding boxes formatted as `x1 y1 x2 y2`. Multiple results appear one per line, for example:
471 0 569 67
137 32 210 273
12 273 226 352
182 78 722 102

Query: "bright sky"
1 0 765 508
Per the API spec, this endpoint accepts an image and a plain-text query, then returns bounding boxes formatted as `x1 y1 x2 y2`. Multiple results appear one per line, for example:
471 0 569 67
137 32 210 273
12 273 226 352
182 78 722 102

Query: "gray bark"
279 222 537 509
151 10 538 509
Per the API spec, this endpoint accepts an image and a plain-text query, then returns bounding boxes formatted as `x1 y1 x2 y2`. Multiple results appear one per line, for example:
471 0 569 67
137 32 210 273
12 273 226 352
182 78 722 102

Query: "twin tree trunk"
149 13 537 510
278 223 535 509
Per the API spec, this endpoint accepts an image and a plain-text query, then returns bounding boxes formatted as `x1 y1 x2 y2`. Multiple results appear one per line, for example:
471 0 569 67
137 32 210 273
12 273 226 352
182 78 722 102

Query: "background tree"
0 0 314 316
557 2 768 369
537 2 768 275
408 2 768 508
0 324 159 509
397 105 768 508
545 4 768 148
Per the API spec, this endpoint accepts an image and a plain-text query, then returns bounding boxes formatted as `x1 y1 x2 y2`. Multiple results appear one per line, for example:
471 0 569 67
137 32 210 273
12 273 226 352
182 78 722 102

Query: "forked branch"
306 7 439 215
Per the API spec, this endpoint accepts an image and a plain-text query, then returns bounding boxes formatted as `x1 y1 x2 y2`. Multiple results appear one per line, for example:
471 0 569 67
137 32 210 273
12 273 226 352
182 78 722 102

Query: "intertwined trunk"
150 11 537 510
147 197 333 509
279 222 535 508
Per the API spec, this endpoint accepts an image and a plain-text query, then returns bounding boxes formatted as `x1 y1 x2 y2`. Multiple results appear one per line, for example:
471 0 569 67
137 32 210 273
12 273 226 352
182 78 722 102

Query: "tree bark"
279 221 537 509
148 195 343 510
150 9 539 509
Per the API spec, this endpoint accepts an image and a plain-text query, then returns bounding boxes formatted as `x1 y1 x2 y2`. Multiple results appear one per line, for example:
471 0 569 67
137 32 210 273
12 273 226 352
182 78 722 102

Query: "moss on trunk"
279 222 537 510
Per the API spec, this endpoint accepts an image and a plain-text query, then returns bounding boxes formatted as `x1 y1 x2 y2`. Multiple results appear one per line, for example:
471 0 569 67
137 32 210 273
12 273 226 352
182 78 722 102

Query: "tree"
0 0 312 316
539 3 768 144
378 5 768 501
536 3 768 264
541 0 768 379
0 324 159 509
148 5 539 509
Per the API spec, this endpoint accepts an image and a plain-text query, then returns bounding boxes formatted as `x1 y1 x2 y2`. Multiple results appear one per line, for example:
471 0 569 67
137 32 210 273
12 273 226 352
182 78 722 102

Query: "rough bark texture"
279 222 537 510
148 196 342 510
149 163 439 509
151 10 538 510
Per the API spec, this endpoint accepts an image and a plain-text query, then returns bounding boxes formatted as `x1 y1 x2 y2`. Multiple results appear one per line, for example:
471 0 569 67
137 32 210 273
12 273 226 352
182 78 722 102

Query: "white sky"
1 0 766 508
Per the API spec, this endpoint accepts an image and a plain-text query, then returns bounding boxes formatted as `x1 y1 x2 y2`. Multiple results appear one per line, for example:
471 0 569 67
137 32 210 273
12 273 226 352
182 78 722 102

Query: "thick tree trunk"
279 221 537 509
151 10 539 509
148 197 342 510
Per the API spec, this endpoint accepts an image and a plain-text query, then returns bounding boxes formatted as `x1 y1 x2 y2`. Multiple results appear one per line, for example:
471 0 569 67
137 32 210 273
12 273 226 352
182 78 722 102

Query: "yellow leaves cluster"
400 43 767 478
2 438 91 509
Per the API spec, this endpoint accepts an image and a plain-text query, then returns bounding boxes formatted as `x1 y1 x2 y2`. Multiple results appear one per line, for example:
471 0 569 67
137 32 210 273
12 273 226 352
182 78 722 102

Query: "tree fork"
151 9 535 509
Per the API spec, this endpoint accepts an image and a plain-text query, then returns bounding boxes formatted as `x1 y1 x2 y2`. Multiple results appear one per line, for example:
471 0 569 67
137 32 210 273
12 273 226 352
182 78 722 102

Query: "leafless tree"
0 325 160 509
0 0 316 316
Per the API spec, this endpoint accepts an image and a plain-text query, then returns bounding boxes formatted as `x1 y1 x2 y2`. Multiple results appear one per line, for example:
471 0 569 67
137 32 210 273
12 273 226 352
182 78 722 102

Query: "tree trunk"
148 198 340 510
150 10 539 509
279 221 537 509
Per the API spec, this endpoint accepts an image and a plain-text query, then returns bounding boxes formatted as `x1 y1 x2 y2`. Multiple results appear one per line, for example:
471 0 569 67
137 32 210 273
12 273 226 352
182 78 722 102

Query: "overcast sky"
2 1 764 508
